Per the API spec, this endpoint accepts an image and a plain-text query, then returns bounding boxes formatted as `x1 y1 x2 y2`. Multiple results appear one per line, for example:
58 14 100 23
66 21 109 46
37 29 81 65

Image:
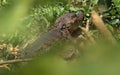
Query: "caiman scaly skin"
20 12 84 58
20 29 62 58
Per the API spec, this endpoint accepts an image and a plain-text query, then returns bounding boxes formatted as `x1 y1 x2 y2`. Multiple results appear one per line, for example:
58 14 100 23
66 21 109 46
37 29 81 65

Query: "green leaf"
92 0 99 4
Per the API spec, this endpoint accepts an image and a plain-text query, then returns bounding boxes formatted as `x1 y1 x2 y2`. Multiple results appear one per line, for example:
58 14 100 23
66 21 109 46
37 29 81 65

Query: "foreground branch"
92 11 116 44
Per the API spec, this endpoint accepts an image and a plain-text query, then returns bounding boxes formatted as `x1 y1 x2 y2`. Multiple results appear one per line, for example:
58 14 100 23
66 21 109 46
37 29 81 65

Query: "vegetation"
0 0 120 75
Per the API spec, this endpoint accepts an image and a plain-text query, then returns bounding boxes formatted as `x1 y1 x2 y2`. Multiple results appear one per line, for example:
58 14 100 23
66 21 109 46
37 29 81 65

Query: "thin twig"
86 20 90 32
81 20 96 44
0 59 32 65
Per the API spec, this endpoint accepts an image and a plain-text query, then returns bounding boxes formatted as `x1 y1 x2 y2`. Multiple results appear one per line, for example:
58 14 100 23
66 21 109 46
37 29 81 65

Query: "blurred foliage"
1 41 120 75
0 0 120 75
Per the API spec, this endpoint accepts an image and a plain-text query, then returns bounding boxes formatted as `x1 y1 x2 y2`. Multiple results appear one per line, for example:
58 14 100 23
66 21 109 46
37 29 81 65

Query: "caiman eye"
61 24 66 29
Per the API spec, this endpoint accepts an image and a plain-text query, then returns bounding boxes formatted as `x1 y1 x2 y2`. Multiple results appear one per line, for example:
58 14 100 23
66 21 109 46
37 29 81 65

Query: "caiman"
19 12 84 58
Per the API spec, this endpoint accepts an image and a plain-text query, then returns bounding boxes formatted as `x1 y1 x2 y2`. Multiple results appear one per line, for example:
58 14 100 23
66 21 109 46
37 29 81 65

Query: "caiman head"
55 12 84 34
